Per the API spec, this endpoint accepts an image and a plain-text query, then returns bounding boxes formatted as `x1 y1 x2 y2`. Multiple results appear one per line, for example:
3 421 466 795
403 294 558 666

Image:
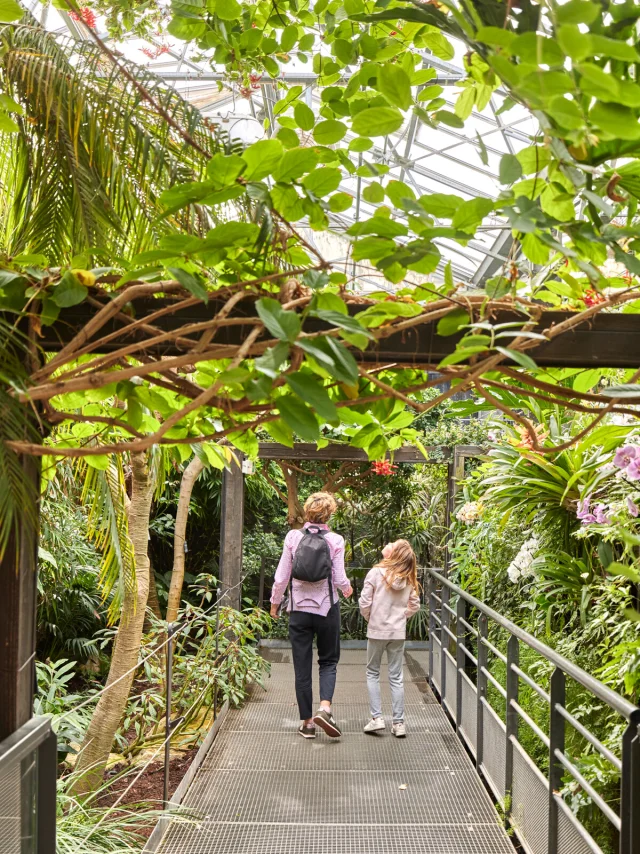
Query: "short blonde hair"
304 492 337 524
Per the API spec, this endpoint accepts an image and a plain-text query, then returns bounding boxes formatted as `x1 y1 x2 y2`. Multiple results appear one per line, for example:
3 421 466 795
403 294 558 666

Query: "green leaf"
0 0 23 20
273 147 318 182
314 309 373 339
419 193 463 218
329 192 354 212
302 167 342 196
499 153 522 185
51 271 88 308
435 110 464 128
255 341 290 378
495 346 538 370
363 183 385 203
436 308 470 336
264 419 294 447
556 0 599 24
287 372 339 422
167 267 208 303
547 95 583 129
85 455 111 471
349 137 373 152
516 146 552 175
520 233 550 264
476 26 518 49
242 139 284 180
351 106 404 137
294 101 315 131
313 119 347 145
451 197 494 233
298 336 359 383
0 112 19 133
214 0 241 19
572 369 602 393
206 153 246 186
277 396 320 441
608 562 640 584
0 94 23 115
599 384 640 398
377 64 412 111
455 87 476 121
167 15 207 39
590 102 640 140
281 24 298 51
256 297 301 342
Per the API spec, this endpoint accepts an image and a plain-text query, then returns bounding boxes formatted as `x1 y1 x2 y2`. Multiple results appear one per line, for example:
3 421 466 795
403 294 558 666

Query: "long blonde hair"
379 539 420 593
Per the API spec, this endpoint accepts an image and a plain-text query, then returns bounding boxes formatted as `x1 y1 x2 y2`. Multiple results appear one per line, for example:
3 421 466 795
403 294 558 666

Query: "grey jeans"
366 638 405 723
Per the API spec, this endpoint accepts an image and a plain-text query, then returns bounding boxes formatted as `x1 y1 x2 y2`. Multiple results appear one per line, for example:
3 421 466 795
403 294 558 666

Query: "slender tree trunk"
277 463 304 528
166 455 204 622
144 557 163 629
72 451 154 795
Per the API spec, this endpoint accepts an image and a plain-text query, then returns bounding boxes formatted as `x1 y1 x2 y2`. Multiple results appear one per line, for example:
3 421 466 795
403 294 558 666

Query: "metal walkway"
158 647 513 854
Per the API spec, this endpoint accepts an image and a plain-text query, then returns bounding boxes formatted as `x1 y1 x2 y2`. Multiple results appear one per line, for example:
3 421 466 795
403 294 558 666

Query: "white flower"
507 536 538 581
600 258 627 279
455 501 483 524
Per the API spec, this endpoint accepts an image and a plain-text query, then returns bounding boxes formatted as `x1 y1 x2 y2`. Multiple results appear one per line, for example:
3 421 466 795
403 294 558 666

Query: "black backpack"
291 526 333 610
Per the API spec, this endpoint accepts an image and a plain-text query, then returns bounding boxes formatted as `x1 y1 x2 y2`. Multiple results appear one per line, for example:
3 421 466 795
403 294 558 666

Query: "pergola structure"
218 441 484 608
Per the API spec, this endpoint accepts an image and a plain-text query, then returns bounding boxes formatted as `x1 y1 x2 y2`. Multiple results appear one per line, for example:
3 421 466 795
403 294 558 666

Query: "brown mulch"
98 748 199 819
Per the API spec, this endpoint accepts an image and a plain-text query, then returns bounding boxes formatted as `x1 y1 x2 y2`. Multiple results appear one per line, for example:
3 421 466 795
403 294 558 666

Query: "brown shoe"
298 723 316 739
313 708 342 738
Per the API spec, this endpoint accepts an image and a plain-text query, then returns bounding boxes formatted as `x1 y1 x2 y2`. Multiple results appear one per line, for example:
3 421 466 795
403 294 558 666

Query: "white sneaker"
364 717 386 733
391 722 406 738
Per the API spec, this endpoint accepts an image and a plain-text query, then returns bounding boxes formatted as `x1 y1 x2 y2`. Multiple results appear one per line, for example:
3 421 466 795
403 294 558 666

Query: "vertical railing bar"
163 622 176 809
441 583 449 704
427 572 435 686
476 613 488 772
36 726 57 854
548 667 566 854
456 596 465 737
258 554 266 610
213 589 221 722
505 634 519 824
619 712 640 854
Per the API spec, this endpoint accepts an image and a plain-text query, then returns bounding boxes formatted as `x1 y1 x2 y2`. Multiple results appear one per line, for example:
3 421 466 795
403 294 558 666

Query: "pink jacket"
271 523 350 616
359 566 421 640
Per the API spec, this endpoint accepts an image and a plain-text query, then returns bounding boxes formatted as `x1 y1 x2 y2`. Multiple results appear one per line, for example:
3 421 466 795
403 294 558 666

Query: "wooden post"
0 454 40 741
219 452 244 609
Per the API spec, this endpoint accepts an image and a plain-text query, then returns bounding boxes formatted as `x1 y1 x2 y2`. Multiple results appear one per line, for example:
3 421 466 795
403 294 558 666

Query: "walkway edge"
144 700 230 854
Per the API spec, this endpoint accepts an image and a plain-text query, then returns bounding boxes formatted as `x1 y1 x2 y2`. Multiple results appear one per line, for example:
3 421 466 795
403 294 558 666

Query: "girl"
358 539 421 737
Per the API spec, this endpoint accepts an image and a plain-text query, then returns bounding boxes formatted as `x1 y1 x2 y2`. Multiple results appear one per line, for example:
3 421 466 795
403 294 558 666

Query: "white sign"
241 459 255 475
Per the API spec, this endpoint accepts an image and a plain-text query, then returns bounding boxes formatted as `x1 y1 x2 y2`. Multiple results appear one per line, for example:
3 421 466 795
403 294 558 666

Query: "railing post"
427 572 434 684
36 726 57 854
213 590 221 722
441 583 450 702
456 596 466 735
505 634 519 821
476 614 488 771
163 622 177 809
619 712 640 854
258 554 266 609
548 667 566 854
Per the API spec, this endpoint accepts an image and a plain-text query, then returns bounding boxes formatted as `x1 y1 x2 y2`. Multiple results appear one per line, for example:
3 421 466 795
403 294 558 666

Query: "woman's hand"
343 584 353 598
270 602 280 618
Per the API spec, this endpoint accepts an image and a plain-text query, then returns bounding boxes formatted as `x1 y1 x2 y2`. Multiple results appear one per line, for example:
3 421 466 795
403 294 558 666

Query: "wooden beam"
219 452 244 609
38 302 640 369
257 442 451 463
0 456 39 741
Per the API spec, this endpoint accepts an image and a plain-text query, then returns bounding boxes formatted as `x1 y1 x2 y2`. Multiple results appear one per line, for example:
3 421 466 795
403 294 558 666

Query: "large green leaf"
286 372 339 422
277 396 321 441
256 297 301 342
351 106 404 137
242 139 284 180
377 64 412 111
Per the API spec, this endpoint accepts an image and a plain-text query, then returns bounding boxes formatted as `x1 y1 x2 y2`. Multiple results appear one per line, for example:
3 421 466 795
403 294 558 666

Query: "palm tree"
0 15 234 261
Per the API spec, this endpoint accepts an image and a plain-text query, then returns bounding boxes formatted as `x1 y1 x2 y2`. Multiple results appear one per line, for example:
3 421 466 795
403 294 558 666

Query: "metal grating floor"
158 647 514 854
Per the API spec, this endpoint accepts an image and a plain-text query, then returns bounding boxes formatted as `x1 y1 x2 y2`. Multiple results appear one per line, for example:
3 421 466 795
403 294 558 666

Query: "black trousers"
289 603 341 720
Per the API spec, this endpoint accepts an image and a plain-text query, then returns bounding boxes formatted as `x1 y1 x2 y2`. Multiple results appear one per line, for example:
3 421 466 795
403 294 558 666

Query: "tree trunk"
166 455 204 622
144 557 163 630
278 463 304 528
72 451 154 795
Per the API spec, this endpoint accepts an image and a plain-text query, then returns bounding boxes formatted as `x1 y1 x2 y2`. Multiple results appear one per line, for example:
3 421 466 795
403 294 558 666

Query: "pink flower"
581 514 597 524
627 459 640 481
614 446 637 469
628 497 639 517
576 498 590 518
594 504 612 524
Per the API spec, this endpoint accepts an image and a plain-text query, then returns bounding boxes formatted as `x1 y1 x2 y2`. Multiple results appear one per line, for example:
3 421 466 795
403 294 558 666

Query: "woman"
358 539 421 737
270 492 353 739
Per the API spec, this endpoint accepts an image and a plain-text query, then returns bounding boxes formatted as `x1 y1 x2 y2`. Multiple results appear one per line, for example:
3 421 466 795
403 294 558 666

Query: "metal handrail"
0 717 56 854
425 566 640 854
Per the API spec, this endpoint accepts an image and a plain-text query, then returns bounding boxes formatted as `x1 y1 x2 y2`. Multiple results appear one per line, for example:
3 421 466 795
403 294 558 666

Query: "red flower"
371 460 398 476
69 6 96 27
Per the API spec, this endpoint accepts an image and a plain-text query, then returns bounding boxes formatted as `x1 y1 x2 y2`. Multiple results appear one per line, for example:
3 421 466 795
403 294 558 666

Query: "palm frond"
78 456 136 623
0 16 242 261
